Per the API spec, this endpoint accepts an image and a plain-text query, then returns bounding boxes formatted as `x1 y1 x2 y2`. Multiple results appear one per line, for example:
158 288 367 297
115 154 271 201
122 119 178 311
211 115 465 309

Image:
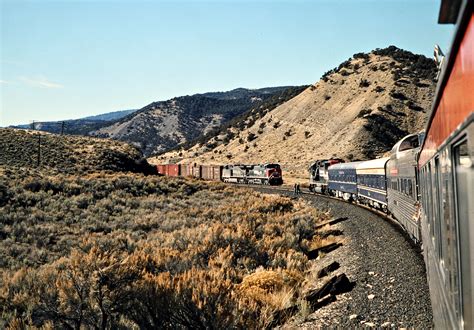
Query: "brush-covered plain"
0 167 331 328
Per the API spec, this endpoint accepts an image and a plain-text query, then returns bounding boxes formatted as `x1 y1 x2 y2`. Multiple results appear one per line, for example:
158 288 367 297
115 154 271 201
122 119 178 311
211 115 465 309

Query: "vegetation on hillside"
91 87 297 157
0 128 156 175
172 85 309 152
0 167 331 328
321 45 436 83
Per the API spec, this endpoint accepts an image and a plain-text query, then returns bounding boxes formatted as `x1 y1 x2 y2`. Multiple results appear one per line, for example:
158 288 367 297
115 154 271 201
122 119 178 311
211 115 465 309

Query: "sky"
1 0 454 127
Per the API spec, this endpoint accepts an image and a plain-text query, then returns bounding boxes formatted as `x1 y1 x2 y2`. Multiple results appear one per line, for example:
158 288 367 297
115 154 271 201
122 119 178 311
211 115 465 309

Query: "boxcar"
191 165 201 179
156 165 167 176
328 162 362 201
418 0 473 328
201 165 222 181
356 157 389 211
167 164 180 177
387 133 424 242
181 164 193 177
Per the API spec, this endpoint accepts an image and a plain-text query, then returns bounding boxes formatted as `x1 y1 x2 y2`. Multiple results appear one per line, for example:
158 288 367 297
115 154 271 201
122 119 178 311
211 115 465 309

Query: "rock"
368 271 375 275
317 261 341 278
306 242 343 260
349 314 358 320
365 322 376 327
368 294 375 300
381 321 391 327
306 273 355 302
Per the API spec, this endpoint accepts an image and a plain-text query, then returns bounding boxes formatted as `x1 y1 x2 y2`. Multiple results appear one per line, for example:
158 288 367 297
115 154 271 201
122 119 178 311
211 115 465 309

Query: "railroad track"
236 183 432 327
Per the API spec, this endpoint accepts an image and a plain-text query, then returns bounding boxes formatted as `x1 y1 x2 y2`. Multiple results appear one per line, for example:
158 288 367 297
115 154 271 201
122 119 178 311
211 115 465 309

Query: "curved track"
244 185 433 328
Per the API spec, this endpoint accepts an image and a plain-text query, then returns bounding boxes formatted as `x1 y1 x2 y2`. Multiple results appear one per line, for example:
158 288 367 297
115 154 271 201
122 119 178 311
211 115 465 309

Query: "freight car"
156 163 283 185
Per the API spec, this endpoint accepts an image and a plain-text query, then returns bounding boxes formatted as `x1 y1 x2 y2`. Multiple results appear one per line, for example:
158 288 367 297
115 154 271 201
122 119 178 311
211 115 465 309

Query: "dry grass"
0 166 330 328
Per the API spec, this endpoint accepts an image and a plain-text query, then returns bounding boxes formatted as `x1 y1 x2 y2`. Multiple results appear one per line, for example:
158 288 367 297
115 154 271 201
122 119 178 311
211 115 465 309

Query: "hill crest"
150 46 437 180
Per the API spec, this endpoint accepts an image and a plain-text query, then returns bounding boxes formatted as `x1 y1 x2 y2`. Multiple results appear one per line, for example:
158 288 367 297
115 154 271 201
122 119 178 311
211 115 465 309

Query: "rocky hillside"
0 128 156 174
151 46 437 179
89 87 297 156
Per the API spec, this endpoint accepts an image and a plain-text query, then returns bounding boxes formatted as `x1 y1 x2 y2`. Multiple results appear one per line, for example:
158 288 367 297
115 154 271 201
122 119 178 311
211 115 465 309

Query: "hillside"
151 46 437 179
89 87 297 156
0 128 155 174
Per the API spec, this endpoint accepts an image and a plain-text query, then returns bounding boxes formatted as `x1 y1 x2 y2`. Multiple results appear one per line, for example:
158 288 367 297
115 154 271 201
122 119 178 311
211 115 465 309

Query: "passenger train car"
387 133 424 243
309 1 473 327
418 0 473 328
356 157 390 211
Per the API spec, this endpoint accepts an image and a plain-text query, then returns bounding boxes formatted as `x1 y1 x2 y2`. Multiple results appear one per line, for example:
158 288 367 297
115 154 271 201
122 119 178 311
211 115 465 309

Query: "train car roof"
390 133 423 156
356 157 390 171
329 161 364 171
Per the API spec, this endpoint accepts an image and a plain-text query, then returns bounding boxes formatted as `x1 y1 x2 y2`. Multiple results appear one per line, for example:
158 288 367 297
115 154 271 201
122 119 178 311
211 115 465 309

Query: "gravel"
250 186 433 328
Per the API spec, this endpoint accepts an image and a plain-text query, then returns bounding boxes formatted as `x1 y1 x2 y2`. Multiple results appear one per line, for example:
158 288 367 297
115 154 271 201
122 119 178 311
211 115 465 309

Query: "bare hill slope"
151 46 436 179
0 128 155 174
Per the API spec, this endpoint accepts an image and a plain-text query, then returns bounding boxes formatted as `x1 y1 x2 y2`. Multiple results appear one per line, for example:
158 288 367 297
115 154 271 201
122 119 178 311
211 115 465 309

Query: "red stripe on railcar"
419 13 474 166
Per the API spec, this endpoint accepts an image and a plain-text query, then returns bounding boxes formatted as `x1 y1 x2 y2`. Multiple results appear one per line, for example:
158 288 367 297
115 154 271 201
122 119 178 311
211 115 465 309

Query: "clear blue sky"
1 0 454 126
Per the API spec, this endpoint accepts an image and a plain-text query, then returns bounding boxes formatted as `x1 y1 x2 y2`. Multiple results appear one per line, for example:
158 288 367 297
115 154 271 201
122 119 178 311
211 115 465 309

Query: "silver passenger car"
386 133 424 243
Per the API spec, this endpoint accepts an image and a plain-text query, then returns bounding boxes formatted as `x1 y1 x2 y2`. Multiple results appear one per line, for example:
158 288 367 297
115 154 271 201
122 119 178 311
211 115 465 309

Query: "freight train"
156 163 283 185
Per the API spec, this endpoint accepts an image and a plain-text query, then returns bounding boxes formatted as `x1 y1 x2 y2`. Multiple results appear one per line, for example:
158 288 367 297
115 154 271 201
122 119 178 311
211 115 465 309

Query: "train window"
399 135 420 151
427 163 434 238
453 138 472 328
408 179 413 198
434 156 444 262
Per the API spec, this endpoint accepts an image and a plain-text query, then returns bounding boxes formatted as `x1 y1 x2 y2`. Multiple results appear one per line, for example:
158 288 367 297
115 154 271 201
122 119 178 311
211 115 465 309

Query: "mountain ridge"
150 46 437 180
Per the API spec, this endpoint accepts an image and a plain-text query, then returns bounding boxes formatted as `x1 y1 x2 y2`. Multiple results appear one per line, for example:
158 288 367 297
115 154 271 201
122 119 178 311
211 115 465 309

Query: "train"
155 1 472 327
155 163 283 185
307 0 473 327
309 133 424 242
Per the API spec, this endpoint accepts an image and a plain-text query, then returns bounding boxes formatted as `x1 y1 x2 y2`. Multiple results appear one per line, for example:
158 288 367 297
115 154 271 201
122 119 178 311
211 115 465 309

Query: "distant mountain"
89 87 298 156
152 46 437 179
11 109 137 135
81 109 137 121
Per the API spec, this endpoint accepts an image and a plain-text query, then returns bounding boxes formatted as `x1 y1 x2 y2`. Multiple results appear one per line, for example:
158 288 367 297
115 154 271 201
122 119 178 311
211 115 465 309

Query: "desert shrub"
353 52 370 60
390 91 408 100
374 86 385 93
357 109 372 118
339 69 350 76
247 132 256 142
0 168 331 328
359 79 370 87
